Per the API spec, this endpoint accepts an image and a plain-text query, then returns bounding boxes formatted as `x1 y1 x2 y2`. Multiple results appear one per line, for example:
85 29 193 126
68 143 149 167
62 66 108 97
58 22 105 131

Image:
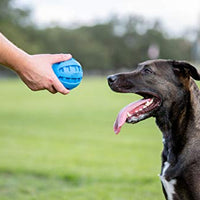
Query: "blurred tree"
39 27 113 70
0 1 194 76
0 0 33 76
0 0 31 40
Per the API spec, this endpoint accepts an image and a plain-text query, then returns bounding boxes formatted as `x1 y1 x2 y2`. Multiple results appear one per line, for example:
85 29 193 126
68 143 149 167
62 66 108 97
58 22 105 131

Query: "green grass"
0 77 164 200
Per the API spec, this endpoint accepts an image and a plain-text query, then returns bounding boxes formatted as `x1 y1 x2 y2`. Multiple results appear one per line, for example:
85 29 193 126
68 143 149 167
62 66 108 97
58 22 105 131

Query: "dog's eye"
142 68 153 74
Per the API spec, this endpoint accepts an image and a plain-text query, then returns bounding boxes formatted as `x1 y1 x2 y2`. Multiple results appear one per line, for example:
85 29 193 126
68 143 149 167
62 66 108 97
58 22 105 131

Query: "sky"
15 0 200 36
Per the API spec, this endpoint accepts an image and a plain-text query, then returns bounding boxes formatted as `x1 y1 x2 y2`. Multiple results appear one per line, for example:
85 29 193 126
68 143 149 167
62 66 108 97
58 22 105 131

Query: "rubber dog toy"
52 58 83 90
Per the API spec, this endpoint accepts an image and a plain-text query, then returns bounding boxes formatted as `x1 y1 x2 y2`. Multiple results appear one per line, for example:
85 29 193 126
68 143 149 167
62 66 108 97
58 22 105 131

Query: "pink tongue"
114 99 151 134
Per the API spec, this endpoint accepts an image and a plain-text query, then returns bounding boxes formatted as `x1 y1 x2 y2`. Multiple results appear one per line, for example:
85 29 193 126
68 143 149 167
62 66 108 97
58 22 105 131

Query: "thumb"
50 53 72 64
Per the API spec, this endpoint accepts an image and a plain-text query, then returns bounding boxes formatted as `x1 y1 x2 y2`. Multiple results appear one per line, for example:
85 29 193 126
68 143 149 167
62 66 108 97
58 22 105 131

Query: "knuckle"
48 90 54 94
48 88 57 94
58 54 64 59
55 54 63 61
47 77 54 84
30 86 38 91
58 54 69 61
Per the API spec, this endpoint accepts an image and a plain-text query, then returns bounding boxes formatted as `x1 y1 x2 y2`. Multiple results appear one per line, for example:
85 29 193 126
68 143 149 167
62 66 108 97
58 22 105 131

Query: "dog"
107 59 200 200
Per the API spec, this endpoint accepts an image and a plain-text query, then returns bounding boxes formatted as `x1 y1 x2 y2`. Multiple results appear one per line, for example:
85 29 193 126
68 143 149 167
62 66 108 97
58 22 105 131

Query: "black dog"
107 59 200 200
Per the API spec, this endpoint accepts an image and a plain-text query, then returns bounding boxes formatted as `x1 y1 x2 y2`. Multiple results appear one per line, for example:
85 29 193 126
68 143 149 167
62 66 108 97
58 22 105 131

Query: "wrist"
0 33 30 73
11 52 31 74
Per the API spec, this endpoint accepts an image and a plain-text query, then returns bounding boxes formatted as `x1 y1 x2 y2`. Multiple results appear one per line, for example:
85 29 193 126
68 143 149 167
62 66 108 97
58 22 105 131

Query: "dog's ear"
170 60 200 80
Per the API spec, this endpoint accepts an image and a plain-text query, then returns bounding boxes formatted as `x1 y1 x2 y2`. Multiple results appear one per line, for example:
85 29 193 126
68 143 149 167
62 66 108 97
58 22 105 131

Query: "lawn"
0 77 164 200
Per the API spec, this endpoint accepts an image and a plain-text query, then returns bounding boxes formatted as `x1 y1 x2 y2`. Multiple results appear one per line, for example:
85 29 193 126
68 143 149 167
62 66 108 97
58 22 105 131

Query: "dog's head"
107 59 200 134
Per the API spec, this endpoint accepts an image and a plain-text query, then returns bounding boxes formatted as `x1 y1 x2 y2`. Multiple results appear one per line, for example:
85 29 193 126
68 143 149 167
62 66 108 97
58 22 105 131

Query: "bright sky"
16 0 200 35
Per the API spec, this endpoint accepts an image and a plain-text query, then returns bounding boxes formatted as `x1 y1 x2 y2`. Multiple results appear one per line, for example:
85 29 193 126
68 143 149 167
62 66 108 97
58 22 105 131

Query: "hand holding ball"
52 58 83 90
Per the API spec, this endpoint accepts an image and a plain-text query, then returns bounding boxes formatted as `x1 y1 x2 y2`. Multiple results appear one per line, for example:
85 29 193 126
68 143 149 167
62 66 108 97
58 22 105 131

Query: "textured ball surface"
52 58 83 90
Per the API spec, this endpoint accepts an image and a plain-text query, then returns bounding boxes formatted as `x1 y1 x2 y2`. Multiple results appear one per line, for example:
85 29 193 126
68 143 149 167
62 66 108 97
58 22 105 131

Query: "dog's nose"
107 75 117 83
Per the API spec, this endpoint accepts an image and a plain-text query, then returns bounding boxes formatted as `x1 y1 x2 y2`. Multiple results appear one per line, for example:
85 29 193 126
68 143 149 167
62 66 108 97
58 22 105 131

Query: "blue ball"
52 58 83 90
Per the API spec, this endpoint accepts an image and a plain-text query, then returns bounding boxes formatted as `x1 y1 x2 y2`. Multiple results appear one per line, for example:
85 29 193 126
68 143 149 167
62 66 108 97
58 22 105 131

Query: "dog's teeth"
146 99 153 106
149 99 153 104
139 108 143 111
135 110 138 113
145 101 151 106
127 112 131 117
143 105 147 109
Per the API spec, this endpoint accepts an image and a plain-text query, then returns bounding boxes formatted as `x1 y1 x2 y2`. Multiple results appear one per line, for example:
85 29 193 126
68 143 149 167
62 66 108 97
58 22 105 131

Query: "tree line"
0 0 195 76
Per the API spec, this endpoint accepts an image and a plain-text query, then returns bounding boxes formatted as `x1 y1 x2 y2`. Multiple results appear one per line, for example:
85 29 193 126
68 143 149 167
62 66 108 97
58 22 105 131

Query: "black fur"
108 59 200 200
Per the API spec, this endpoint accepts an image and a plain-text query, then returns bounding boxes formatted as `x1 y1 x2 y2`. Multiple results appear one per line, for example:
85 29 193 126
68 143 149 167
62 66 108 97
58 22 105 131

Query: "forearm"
0 32 71 94
0 32 30 73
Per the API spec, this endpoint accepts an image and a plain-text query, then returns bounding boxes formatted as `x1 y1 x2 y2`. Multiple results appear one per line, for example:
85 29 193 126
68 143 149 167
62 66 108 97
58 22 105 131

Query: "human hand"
17 53 72 94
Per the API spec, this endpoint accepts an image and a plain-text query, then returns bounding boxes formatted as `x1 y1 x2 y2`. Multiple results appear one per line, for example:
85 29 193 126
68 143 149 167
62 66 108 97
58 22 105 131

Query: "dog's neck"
156 79 200 165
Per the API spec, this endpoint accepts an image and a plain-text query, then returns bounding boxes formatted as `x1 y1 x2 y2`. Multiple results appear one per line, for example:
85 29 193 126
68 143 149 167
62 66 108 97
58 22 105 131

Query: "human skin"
0 32 72 94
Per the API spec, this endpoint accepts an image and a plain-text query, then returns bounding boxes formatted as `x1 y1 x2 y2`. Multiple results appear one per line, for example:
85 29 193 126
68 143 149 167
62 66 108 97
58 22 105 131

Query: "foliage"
0 0 194 75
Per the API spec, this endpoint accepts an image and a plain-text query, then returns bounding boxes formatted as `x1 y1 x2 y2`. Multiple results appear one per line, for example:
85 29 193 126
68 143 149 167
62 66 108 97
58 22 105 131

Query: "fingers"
47 85 57 94
26 53 72 95
52 76 70 95
50 53 72 64
45 76 70 95
47 54 72 94
46 83 69 95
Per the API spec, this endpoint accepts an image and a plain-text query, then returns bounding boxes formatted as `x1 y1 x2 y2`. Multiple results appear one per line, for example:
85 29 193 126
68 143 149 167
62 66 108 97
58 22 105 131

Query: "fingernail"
65 54 72 58
63 90 70 95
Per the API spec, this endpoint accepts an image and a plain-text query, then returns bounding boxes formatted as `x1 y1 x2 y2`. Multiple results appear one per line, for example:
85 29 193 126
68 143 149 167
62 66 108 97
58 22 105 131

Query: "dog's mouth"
114 92 161 134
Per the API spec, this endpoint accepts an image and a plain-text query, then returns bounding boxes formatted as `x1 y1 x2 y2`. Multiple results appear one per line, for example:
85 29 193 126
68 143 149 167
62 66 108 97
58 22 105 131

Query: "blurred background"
1 0 200 77
0 0 200 199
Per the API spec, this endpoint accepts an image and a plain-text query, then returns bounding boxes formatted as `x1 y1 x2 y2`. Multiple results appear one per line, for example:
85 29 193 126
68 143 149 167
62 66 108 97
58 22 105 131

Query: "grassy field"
0 77 164 200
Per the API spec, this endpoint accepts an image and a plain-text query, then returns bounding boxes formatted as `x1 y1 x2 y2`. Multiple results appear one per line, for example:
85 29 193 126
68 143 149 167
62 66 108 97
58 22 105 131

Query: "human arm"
0 32 72 94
